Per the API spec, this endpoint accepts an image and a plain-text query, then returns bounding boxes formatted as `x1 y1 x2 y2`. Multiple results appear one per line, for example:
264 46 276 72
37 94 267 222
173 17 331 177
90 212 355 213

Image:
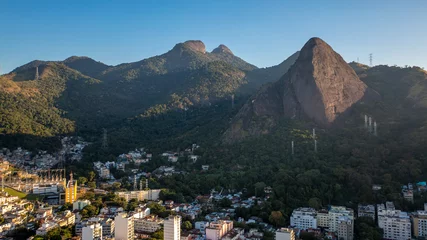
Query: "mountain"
224 37 377 142
241 51 299 93
99 40 257 82
63 56 110 78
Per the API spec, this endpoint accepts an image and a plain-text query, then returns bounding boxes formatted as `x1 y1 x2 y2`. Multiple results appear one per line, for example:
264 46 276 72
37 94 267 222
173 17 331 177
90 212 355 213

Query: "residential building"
100 167 110 179
357 204 375 221
316 209 329 228
36 223 57 236
377 202 411 240
82 223 103 240
290 207 317 230
101 218 115 237
337 216 353 240
116 189 161 202
328 206 354 233
413 210 427 238
115 212 134 240
134 215 163 233
205 220 233 240
73 200 91 211
275 228 295 240
195 221 209 231
164 215 182 240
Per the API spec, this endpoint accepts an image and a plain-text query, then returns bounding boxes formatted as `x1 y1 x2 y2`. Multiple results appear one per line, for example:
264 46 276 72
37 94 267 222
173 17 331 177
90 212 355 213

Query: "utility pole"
291 141 294 155
101 128 108 150
231 94 235 109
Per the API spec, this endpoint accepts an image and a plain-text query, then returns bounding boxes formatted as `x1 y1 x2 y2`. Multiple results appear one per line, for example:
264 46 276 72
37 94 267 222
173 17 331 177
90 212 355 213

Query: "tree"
78 176 88 186
112 182 121 190
182 220 193 230
268 211 285 227
88 171 96 182
219 198 232 208
88 182 96 189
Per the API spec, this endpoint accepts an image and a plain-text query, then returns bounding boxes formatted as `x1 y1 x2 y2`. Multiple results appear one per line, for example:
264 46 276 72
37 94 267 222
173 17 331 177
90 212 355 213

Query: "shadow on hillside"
0 134 62 152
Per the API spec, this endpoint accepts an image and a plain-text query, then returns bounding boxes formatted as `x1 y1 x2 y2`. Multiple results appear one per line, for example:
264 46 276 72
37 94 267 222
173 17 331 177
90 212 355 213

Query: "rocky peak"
224 37 371 142
285 37 368 126
172 40 206 53
212 44 233 55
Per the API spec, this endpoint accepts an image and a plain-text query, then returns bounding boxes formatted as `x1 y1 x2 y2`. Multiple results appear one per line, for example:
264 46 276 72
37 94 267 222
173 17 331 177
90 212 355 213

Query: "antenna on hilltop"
369 53 373 67
357 57 359 63
35 66 39 80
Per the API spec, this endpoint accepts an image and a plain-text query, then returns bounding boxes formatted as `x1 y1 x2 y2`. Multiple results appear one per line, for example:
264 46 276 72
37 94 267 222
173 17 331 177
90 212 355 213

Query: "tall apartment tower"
164 215 181 240
115 212 134 240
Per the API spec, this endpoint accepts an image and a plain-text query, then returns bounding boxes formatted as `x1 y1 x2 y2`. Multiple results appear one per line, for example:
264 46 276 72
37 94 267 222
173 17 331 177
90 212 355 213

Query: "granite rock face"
224 37 369 142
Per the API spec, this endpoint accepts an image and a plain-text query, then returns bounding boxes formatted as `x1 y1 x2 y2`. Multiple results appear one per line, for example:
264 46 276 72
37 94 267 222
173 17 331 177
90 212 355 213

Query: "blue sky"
1 0 426 74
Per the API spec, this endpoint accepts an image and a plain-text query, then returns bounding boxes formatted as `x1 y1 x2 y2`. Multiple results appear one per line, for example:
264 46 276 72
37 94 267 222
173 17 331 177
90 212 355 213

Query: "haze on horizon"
1 0 426 74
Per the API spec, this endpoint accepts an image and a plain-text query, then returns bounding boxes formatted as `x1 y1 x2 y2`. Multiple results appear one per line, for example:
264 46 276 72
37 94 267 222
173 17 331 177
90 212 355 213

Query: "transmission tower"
369 53 373 67
101 128 108 150
231 94 235 109
133 175 137 191
35 66 39 80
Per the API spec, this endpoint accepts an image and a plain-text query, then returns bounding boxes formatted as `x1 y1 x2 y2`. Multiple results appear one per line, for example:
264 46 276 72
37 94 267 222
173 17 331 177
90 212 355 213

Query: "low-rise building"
134 215 163 233
357 204 375 221
73 200 91 211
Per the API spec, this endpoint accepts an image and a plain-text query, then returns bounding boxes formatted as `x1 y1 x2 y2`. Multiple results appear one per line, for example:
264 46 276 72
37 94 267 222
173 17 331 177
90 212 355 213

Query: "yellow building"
65 173 77 203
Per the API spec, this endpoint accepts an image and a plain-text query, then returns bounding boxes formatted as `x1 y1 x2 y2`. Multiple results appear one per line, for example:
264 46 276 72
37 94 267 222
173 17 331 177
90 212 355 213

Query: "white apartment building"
328 206 354 233
290 207 317 230
337 216 354 240
115 212 134 240
82 223 103 240
164 215 181 240
377 202 411 240
357 204 375 221
134 215 163 233
275 228 295 240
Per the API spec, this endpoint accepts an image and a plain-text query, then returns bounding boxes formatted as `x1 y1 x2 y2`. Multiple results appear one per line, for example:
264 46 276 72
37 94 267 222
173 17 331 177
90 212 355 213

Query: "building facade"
205 220 233 240
275 228 295 240
357 204 375 221
164 215 181 240
82 223 103 240
328 206 354 233
377 202 411 240
115 213 134 240
290 207 317 230
337 217 354 240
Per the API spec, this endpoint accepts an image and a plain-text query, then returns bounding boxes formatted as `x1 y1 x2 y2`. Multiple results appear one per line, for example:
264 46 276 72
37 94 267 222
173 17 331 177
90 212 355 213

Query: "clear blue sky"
1 0 426 74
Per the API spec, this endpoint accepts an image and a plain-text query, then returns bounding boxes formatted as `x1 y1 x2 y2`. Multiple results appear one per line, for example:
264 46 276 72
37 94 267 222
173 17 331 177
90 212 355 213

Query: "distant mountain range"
1 37 427 152
0 40 297 138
